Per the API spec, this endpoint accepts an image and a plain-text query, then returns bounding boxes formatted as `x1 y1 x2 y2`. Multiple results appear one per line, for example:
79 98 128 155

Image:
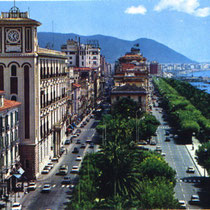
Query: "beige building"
0 6 68 179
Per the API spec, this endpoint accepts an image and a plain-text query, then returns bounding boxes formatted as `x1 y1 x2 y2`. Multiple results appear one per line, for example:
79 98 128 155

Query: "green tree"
112 97 141 119
196 142 210 174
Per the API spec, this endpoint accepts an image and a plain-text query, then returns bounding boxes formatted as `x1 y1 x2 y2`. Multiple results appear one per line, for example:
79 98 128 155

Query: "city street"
151 105 210 209
20 117 99 210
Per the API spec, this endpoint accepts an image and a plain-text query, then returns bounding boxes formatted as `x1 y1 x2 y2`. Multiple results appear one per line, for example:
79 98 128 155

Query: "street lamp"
136 108 141 142
204 148 208 177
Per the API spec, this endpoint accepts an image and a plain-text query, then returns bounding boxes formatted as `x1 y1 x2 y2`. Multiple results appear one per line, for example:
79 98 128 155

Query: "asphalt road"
21 117 98 210
151 105 205 209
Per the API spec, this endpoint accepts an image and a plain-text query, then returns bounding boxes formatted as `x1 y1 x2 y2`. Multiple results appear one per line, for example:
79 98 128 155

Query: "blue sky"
1 0 210 62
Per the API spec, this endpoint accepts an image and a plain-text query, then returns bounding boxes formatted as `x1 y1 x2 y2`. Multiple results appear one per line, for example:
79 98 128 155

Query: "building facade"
0 91 21 196
0 6 68 179
112 47 150 111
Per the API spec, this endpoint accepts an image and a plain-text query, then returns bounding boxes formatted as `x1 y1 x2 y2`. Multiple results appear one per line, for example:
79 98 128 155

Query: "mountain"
37 32 196 64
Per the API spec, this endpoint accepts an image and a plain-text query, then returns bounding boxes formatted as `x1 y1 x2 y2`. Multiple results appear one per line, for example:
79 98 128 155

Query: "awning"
68 125 74 129
13 167 25 179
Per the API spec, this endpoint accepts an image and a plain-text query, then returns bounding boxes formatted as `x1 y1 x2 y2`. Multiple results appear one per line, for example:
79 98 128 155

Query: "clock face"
7 29 20 43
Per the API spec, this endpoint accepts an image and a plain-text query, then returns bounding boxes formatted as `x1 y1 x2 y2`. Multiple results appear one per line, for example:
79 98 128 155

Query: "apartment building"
0 91 21 196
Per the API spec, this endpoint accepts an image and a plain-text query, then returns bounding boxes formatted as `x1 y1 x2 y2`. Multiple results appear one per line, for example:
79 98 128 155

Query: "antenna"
14 0 15 7
52 21 54 49
28 7 30 17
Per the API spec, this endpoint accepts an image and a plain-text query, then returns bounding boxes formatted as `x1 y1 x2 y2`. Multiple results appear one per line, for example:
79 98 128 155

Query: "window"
11 65 16 76
11 95 17 101
0 66 4 90
10 77 18 94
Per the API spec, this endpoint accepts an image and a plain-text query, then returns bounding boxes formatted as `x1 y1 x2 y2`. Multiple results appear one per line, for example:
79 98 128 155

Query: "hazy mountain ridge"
37 32 196 64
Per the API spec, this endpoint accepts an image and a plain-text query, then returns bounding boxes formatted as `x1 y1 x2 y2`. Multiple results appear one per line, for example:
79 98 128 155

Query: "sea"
180 70 210 94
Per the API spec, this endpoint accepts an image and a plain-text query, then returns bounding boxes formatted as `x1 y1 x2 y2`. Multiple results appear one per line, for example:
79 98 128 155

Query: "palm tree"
98 141 141 198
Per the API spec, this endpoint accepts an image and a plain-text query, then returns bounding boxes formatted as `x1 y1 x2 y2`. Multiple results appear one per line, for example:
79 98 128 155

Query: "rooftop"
73 83 81 88
38 47 67 58
0 99 21 112
0 91 5 95
0 6 41 26
111 84 147 95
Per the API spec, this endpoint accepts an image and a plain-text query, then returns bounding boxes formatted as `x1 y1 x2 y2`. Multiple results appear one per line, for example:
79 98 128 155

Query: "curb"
185 144 202 177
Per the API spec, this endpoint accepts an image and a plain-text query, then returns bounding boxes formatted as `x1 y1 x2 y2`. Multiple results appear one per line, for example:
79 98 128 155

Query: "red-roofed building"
112 46 150 111
0 91 21 195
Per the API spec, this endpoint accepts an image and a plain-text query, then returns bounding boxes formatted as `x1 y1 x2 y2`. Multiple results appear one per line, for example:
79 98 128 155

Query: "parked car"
76 129 81 133
11 202 22 210
41 184 51 193
76 139 81 144
155 146 162 152
138 141 147 145
86 139 92 144
47 162 54 169
80 143 86 149
89 143 94 148
76 155 82 161
178 200 186 208
41 168 50 174
165 130 170 136
65 139 71 145
51 157 59 162
58 169 68 175
190 195 200 204
60 164 68 170
60 146 65 155
150 140 157 145
165 137 171 142
71 166 79 173
72 147 79 154
61 176 71 185
27 182 37 191
186 166 195 173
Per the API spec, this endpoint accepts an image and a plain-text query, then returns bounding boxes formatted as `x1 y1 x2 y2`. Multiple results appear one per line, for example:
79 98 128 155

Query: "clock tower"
0 6 41 54
0 6 42 179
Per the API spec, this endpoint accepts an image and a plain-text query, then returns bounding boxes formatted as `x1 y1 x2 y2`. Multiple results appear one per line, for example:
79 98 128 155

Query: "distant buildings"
61 38 108 125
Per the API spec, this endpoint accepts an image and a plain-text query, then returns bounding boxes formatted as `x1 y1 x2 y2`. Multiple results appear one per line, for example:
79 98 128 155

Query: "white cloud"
125 5 147 15
194 7 210 17
154 0 210 17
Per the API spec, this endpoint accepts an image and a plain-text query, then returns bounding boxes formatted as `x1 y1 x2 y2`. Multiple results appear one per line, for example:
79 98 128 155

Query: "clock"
7 29 20 43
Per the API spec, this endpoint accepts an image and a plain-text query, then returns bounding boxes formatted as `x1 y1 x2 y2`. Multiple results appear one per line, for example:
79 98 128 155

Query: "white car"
27 182 37 191
191 194 200 203
41 168 50 174
11 202 22 210
186 166 195 173
76 155 82 161
47 163 54 169
178 200 186 208
71 166 79 173
41 184 51 193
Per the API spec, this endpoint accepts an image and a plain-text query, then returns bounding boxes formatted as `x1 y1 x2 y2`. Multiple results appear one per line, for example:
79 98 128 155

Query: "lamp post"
204 148 208 177
135 108 141 142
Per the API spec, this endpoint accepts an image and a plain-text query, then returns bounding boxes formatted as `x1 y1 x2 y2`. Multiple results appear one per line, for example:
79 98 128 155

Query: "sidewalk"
185 138 208 177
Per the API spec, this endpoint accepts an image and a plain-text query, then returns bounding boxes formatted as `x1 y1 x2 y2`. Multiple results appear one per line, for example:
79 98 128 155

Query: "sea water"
183 70 210 94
